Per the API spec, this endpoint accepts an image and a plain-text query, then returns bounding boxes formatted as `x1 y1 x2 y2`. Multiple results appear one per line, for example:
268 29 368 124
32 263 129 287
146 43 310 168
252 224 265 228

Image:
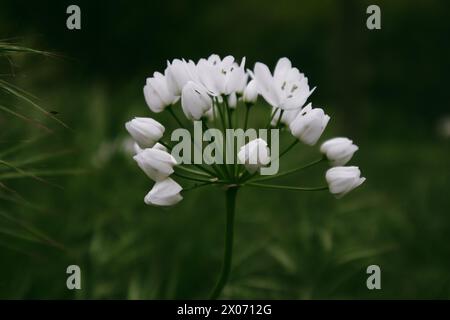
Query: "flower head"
134 54 365 207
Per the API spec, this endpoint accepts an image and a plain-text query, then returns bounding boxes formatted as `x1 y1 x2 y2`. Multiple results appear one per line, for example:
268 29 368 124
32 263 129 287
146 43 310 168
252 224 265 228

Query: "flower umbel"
125 55 365 299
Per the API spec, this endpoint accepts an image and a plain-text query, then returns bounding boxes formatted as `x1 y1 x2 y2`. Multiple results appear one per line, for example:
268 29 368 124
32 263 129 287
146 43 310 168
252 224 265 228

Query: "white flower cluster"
126 55 365 205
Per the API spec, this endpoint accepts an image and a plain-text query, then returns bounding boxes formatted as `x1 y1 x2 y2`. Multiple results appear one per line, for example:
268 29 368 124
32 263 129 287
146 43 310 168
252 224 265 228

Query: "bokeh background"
1 0 449 299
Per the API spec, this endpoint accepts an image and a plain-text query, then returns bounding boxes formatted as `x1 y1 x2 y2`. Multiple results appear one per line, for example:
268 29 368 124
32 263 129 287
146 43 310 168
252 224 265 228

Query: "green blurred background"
1 0 449 299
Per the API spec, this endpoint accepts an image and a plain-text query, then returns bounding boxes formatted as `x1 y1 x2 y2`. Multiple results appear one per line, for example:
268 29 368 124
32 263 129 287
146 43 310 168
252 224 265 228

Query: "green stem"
202 121 229 179
224 98 232 129
265 107 278 129
209 186 238 299
183 182 215 192
238 171 258 184
173 171 216 183
214 98 233 180
215 97 227 132
243 104 251 131
176 165 212 178
279 139 299 158
167 106 185 129
160 140 216 177
251 157 325 182
275 109 284 128
244 182 328 192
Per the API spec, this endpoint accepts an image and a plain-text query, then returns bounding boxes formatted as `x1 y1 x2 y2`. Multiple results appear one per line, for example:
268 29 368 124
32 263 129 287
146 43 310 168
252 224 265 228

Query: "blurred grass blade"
0 42 54 57
0 159 49 183
0 79 69 128
0 133 49 158
3 149 73 168
0 210 64 250
0 168 85 180
0 104 51 132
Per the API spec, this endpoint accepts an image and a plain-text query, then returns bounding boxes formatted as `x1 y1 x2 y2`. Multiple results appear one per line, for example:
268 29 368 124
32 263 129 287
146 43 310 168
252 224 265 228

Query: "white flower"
133 148 177 182
165 59 199 96
144 177 183 206
125 117 165 148
225 57 247 94
181 81 212 120
270 107 301 127
243 79 258 104
237 138 271 173
197 55 247 96
325 166 365 198
143 72 177 113
320 137 359 166
289 103 330 145
253 57 313 110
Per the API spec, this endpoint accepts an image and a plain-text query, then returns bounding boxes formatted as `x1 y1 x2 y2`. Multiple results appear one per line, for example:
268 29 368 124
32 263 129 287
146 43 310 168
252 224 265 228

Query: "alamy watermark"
168 121 280 175
366 264 381 290
66 5 81 30
66 265 81 290
366 5 381 30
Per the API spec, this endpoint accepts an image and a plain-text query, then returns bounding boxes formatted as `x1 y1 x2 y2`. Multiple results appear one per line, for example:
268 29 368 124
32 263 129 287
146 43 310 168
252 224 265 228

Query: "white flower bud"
144 177 183 206
325 166 365 198
243 80 258 104
133 148 177 182
181 81 212 120
289 103 330 145
125 117 165 148
320 137 359 166
237 138 271 173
